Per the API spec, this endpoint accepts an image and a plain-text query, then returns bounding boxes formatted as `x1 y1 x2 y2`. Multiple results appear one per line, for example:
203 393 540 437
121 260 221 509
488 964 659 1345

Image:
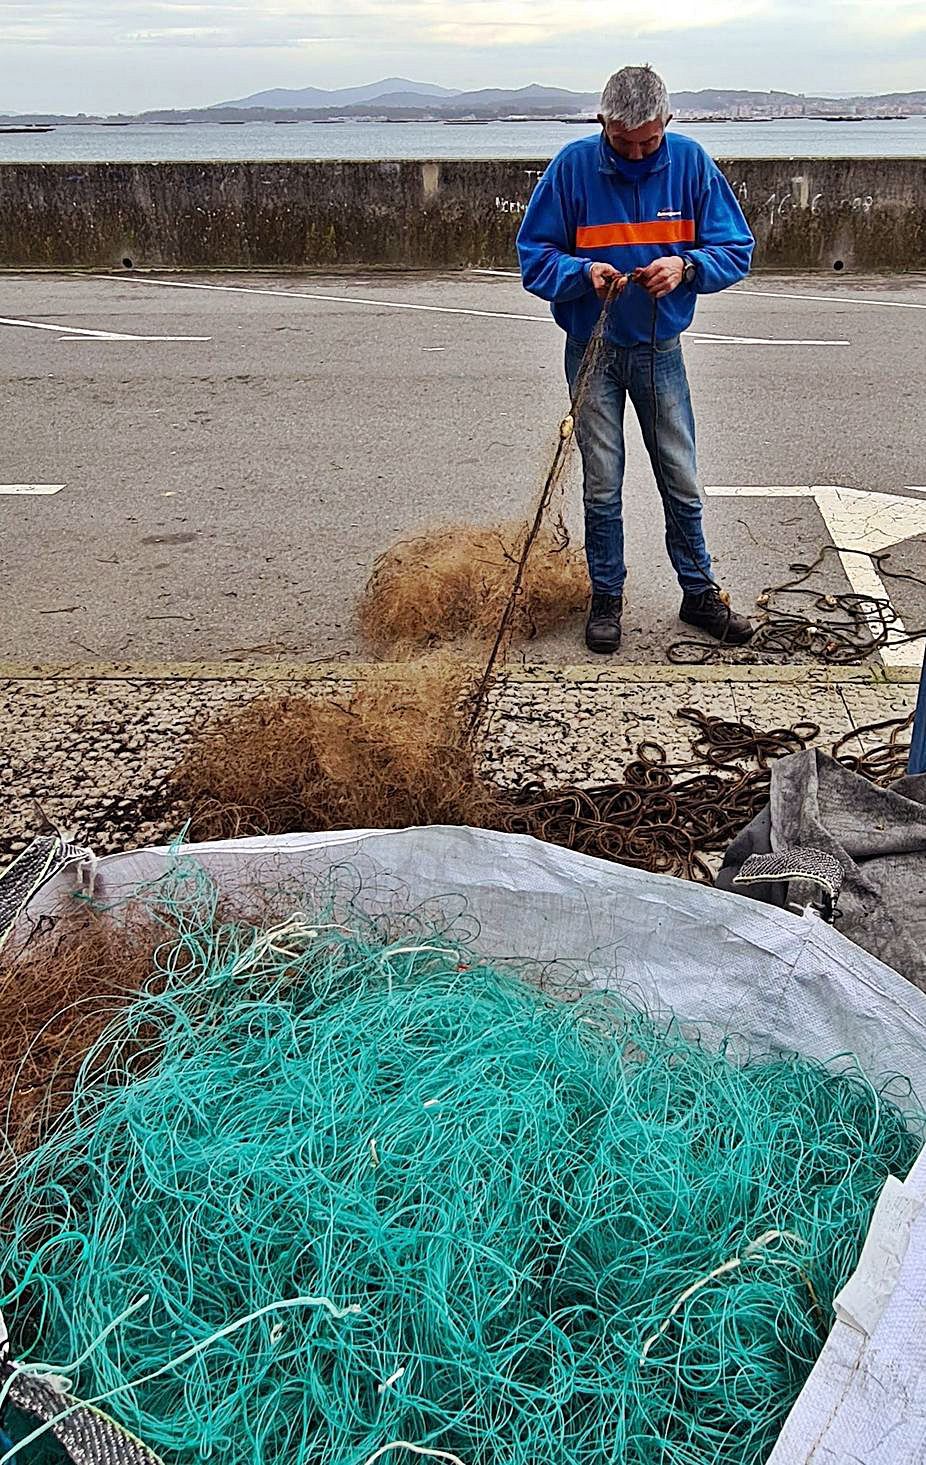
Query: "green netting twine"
0 864 920 1465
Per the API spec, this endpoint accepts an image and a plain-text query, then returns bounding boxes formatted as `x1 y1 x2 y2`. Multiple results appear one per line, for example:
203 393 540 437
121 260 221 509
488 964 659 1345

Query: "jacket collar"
597 129 671 181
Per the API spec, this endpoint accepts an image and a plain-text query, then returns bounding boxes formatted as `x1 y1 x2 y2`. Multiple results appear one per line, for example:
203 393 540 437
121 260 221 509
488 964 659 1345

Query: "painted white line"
705 484 926 669
1 316 126 339
109 275 552 324
706 486 835 496
735 287 926 312
107 277 848 345
472 270 925 315
0 316 210 342
0 484 64 496
690 333 849 346
57 336 212 342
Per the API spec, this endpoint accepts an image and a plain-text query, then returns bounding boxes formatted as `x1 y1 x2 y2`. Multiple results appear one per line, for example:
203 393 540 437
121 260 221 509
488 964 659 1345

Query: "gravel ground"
0 669 916 863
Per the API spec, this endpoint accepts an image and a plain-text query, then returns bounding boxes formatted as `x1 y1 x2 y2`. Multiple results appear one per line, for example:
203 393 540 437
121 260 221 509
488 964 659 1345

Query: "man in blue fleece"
517 64 755 654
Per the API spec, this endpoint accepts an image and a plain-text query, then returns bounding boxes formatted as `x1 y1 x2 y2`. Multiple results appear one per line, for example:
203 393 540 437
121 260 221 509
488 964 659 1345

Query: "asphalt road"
2 268 925 667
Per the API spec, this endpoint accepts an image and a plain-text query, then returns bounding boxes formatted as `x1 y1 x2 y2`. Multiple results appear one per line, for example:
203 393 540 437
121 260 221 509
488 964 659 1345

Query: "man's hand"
635 256 686 299
588 262 625 300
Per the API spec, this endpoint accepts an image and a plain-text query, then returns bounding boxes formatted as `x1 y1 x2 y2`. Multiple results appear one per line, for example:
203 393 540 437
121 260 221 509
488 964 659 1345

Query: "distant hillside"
674 88 830 109
6 81 926 126
672 87 926 112
216 78 460 110
215 80 593 114
207 81 926 121
445 85 594 111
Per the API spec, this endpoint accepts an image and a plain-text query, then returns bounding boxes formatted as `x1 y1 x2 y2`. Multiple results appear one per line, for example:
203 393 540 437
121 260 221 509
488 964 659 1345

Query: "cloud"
0 0 786 51
844 0 926 37
1 0 921 54
1 0 924 109
0 1 345 48
423 4 772 51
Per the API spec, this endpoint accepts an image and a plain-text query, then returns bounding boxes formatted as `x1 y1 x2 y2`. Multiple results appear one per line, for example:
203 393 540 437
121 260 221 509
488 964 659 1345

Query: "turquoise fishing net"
0 867 920 1464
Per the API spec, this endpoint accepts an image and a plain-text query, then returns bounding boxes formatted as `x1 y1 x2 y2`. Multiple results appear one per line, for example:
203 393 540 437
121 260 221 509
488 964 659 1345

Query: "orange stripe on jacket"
576 219 696 249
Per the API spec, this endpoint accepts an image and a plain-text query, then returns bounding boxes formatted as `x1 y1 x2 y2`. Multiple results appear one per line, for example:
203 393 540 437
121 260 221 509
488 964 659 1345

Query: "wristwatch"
682 255 697 286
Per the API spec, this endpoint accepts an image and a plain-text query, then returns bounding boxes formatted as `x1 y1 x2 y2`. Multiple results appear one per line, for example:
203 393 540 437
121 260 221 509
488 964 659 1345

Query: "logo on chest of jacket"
657 209 683 218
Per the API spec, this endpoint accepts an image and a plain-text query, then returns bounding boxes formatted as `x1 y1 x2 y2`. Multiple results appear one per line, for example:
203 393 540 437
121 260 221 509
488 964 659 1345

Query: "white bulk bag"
29 826 926 1464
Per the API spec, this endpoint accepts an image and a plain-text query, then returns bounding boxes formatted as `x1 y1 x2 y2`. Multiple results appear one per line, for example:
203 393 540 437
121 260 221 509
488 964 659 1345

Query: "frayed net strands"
0 866 920 1465
0 906 165 1158
359 286 618 669
358 522 587 655
174 657 497 843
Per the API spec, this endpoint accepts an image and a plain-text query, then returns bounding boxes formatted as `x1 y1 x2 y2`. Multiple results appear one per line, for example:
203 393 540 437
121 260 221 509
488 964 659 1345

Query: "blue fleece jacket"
517 131 754 345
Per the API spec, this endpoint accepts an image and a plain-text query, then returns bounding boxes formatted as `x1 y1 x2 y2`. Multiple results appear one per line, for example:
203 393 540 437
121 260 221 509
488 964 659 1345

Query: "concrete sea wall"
1 157 923 271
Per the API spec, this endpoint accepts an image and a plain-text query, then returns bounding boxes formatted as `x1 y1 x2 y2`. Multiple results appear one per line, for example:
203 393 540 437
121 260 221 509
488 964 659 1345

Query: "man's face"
599 115 669 161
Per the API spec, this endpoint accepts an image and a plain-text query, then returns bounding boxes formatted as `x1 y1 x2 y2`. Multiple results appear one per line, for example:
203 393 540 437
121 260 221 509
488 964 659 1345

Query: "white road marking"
0 484 64 495
109 275 552 324
735 287 926 311
1 316 125 339
57 335 213 342
690 333 848 346
705 484 926 669
0 316 210 342
107 276 848 345
475 269 926 314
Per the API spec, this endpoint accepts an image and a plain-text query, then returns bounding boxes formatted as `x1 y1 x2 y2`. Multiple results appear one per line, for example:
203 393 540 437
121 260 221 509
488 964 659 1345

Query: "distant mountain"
446 84 594 110
7 81 926 126
214 80 593 115
216 78 460 110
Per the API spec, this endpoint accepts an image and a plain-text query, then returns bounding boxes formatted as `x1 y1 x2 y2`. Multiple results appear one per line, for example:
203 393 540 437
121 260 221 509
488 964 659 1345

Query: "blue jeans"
565 334 713 597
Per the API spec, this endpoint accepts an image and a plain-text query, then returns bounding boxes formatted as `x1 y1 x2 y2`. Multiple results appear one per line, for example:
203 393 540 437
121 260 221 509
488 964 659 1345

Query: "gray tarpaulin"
716 749 926 989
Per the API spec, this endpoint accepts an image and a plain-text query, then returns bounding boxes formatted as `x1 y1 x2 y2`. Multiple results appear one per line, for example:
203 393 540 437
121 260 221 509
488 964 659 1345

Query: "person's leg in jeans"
627 337 712 593
564 337 627 596
628 336 753 642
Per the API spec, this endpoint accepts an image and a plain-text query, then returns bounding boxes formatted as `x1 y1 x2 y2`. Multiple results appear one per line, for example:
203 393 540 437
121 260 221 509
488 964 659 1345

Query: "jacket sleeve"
517 157 593 303
689 165 754 293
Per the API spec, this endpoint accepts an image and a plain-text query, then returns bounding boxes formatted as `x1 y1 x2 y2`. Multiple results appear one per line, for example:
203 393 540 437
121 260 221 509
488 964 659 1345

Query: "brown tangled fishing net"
0 908 162 1154
358 520 587 652
176 657 498 840
0 884 326 1156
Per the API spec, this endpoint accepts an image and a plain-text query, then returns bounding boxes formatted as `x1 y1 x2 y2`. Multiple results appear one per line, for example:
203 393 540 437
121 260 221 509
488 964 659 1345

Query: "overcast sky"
2 0 924 113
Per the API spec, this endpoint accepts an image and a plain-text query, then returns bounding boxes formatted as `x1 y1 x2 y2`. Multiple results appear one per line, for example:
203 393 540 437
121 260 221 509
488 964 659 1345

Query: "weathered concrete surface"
0 665 914 862
3 269 925 670
1 157 924 271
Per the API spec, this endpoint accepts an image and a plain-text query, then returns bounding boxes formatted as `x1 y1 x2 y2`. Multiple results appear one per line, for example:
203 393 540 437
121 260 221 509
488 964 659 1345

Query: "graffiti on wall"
495 168 546 214
731 177 876 223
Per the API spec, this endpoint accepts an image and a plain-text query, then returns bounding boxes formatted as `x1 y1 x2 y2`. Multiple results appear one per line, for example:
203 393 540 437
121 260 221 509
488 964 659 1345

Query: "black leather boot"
680 587 753 645
585 593 623 654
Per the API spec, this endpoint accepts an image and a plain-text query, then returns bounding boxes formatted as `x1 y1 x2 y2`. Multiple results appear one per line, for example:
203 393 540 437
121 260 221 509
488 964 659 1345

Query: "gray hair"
599 65 670 129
